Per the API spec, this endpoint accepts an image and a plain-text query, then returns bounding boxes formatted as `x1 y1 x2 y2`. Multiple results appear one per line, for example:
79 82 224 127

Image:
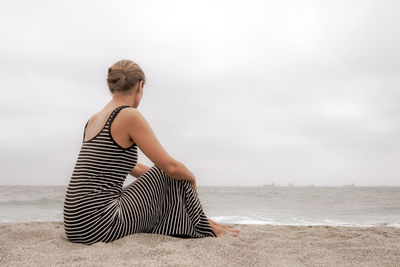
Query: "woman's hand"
129 163 151 178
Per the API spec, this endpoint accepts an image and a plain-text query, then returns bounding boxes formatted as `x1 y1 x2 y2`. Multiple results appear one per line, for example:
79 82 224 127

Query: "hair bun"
106 59 146 94
107 67 127 92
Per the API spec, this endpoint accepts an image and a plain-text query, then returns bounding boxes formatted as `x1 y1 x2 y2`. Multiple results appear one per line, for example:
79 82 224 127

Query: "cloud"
0 0 399 186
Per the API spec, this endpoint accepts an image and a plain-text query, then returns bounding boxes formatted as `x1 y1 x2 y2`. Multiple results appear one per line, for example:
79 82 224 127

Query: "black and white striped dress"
63 105 216 244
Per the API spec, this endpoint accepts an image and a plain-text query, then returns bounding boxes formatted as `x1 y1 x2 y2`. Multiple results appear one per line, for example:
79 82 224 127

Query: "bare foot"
214 224 239 237
208 218 240 237
208 218 241 235
212 224 226 237
219 224 241 235
208 220 225 237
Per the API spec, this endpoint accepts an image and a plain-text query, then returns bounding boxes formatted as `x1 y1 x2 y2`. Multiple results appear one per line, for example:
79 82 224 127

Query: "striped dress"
63 105 216 244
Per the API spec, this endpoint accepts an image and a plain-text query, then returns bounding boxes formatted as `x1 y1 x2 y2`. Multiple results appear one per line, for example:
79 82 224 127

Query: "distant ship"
263 182 275 187
343 183 355 187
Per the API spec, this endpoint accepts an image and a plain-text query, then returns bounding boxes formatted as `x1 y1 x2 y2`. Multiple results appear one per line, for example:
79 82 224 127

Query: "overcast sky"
1 0 399 186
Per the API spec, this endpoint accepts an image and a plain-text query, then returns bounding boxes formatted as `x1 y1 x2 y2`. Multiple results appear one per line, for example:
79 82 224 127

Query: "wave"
0 197 64 206
209 216 400 228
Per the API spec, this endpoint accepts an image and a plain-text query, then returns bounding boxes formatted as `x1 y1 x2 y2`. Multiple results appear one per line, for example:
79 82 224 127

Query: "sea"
1 185 399 227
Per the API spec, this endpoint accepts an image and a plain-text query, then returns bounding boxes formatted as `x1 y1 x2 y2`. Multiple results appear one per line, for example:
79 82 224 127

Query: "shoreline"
1 221 399 266
1 220 399 229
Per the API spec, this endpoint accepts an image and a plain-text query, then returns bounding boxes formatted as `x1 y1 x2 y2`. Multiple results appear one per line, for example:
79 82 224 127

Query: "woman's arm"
129 162 198 195
129 163 151 178
122 108 198 195
122 108 196 184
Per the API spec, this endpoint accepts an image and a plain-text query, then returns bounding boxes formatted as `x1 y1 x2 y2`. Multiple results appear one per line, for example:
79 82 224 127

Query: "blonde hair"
106 59 146 94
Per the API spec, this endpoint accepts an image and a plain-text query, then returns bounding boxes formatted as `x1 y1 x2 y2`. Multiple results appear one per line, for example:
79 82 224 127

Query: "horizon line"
1 184 400 187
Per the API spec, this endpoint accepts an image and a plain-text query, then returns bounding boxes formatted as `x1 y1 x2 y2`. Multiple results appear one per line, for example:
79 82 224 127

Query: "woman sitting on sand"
63 59 240 244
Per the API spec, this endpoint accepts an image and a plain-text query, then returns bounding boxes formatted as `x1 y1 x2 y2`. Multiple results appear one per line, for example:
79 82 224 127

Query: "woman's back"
63 105 138 244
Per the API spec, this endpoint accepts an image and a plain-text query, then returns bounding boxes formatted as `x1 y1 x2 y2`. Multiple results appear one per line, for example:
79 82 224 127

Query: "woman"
63 59 240 244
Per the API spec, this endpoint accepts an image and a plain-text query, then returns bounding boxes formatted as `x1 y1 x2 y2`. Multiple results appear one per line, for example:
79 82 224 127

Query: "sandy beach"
0 221 399 266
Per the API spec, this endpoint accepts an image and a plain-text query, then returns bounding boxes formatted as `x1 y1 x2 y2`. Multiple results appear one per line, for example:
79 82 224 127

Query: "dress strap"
82 105 130 142
83 120 89 141
105 105 131 128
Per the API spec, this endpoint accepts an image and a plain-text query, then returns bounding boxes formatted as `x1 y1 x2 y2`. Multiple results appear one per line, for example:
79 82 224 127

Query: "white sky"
0 0 399 186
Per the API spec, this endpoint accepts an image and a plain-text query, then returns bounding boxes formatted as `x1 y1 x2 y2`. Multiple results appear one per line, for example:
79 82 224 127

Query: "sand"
0 221 399 266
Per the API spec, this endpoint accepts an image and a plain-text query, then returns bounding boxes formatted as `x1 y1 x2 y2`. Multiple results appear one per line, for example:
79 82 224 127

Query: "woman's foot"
208 218 241 235
211 223 226 237
207 218 240 237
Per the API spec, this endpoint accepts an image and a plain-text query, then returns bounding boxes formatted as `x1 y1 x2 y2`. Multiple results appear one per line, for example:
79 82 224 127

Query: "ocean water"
0 185 399 227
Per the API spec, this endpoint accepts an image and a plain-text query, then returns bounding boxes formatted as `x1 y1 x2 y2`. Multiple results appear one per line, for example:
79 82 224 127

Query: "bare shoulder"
120 107 141 117
86 112 98 124
119 107 145 124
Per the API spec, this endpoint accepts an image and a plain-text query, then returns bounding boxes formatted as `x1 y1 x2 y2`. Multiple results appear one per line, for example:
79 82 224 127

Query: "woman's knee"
150 164 190 185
